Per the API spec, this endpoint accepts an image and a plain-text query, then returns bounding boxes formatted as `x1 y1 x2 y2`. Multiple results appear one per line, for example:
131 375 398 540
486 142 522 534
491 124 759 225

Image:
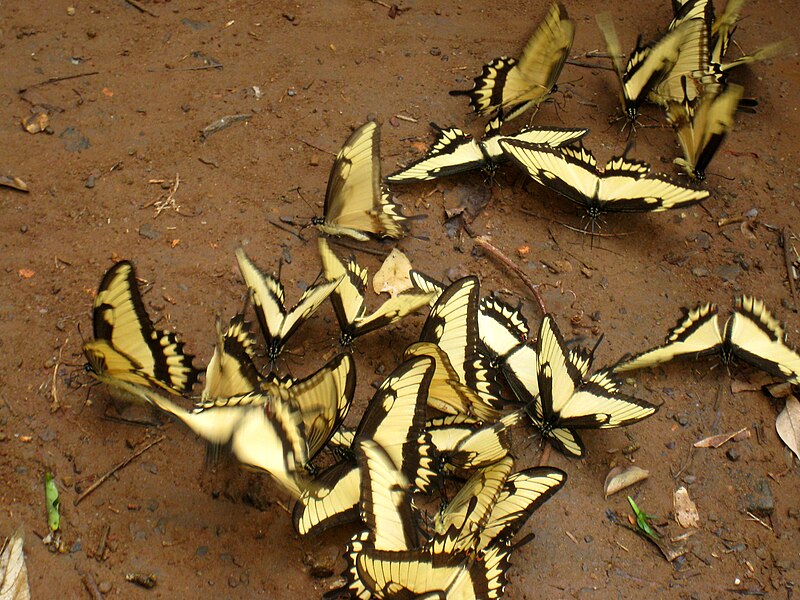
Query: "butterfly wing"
386 125 486 182
291 353 356 462
320 121 406 240
409 270 446 306
728 296 800 383
614 303 724 372
85 260 200 394
202 315 261 400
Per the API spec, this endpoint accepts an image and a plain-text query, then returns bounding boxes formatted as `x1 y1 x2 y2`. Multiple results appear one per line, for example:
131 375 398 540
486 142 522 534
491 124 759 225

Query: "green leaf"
44 472 60 532
627 496 658 540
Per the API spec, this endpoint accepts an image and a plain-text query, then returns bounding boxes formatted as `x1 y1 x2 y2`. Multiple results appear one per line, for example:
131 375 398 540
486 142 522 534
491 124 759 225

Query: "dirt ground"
1 0 799 597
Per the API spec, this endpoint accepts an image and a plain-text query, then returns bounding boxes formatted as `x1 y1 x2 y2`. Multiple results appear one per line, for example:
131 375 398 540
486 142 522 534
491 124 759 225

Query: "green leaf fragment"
627 496 658 540
44 472 61 532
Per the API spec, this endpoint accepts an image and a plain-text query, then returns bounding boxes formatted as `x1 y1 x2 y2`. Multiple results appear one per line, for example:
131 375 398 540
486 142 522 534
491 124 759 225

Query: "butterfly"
613 296 800 383
406 277 506 421
665 79 744 181
596 12 695 123
318 238 433 346
83 260 201 397
385 122 587 183
450 2 575 127
313 121 408 241
234 248 342 363
500 140 710 230
508 314 657 457
292 356 437 537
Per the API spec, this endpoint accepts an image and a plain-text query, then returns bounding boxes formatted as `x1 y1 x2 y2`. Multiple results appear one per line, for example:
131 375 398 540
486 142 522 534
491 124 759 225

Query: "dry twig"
783 227 798 308
124 0 158 17
50 337 68 413
74 436 165 506
473 236 547 314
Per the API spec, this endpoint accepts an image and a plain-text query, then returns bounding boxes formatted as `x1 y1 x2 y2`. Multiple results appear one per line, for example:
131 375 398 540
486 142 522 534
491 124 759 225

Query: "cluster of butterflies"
77 1 794 596
81 246 667 597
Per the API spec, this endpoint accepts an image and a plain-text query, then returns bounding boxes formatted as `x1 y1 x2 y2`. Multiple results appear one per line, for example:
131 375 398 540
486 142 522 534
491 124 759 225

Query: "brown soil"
1 0 798 598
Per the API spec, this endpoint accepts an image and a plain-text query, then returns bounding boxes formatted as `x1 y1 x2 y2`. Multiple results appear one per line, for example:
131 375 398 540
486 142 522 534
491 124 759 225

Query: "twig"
18 71 100 93
74 436 165 506
745 511 773 531
50 337 69 413
297 138 336 157
782 227 798 308
268 219 305 241
473 236 547 315
565 59 615 71
95 524 110 561
78 569 105 600
124 0 158 17
152 174 181 216
394 114 418 123
327 237 390 257
538 441 553 466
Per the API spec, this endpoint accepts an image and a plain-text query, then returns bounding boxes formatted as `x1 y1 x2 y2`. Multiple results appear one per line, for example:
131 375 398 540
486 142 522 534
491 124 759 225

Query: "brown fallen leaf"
372 248 413 297
0 176 29 192
673 486 700 528
604 465 650 498
764 381 794 399
693 427 749 448
775 396 800 460
0 528 31 600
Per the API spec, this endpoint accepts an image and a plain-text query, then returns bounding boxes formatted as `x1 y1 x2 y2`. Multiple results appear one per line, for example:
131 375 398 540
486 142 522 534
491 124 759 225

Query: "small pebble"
665 440 676 449
430 47 441 56
98 581 112 594
287 89 296 97
67 6 75 15
584 535 593 543
726 447 741 462
228 576 239 588
196 545 209 557
85 175 95 189
692 267 710 278
20 224 28 233
682 474 696 485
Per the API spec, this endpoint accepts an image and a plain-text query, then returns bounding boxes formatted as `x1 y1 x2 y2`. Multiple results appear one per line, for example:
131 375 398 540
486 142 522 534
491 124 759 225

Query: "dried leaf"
0 177 29 192
604 465 650 498
0 528 31 600
673 486 699 528
764 382 793 399
776 396 800 460
372 248 413 297
21 112 49 134
693 427 748 448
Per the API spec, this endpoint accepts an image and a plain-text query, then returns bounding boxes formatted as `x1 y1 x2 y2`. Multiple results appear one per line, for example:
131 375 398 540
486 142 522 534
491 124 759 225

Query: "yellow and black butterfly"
201 314 261 400
508 314 657 457
708 0 787 73
450 2 575 127
196 352 356 467
386 122 588 183
666 79 744 181
332 440 513 600
318 238 434 346
613 296 800 383
596 12 694 123
113 379 311 497
406 277 506 421
313 121 408 241
234 248 342 363
292 356 437 537
500 140 710 229
431 456 566 554
83 260 201 396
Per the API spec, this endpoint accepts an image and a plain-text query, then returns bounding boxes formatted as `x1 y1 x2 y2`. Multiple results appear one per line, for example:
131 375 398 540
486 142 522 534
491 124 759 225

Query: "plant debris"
0 176 29 192
372 248 413 297
200 114 250 142
0 528 31 600
673 486 700 528
694 427 750 448
604 465 650 498
775 396 800 460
